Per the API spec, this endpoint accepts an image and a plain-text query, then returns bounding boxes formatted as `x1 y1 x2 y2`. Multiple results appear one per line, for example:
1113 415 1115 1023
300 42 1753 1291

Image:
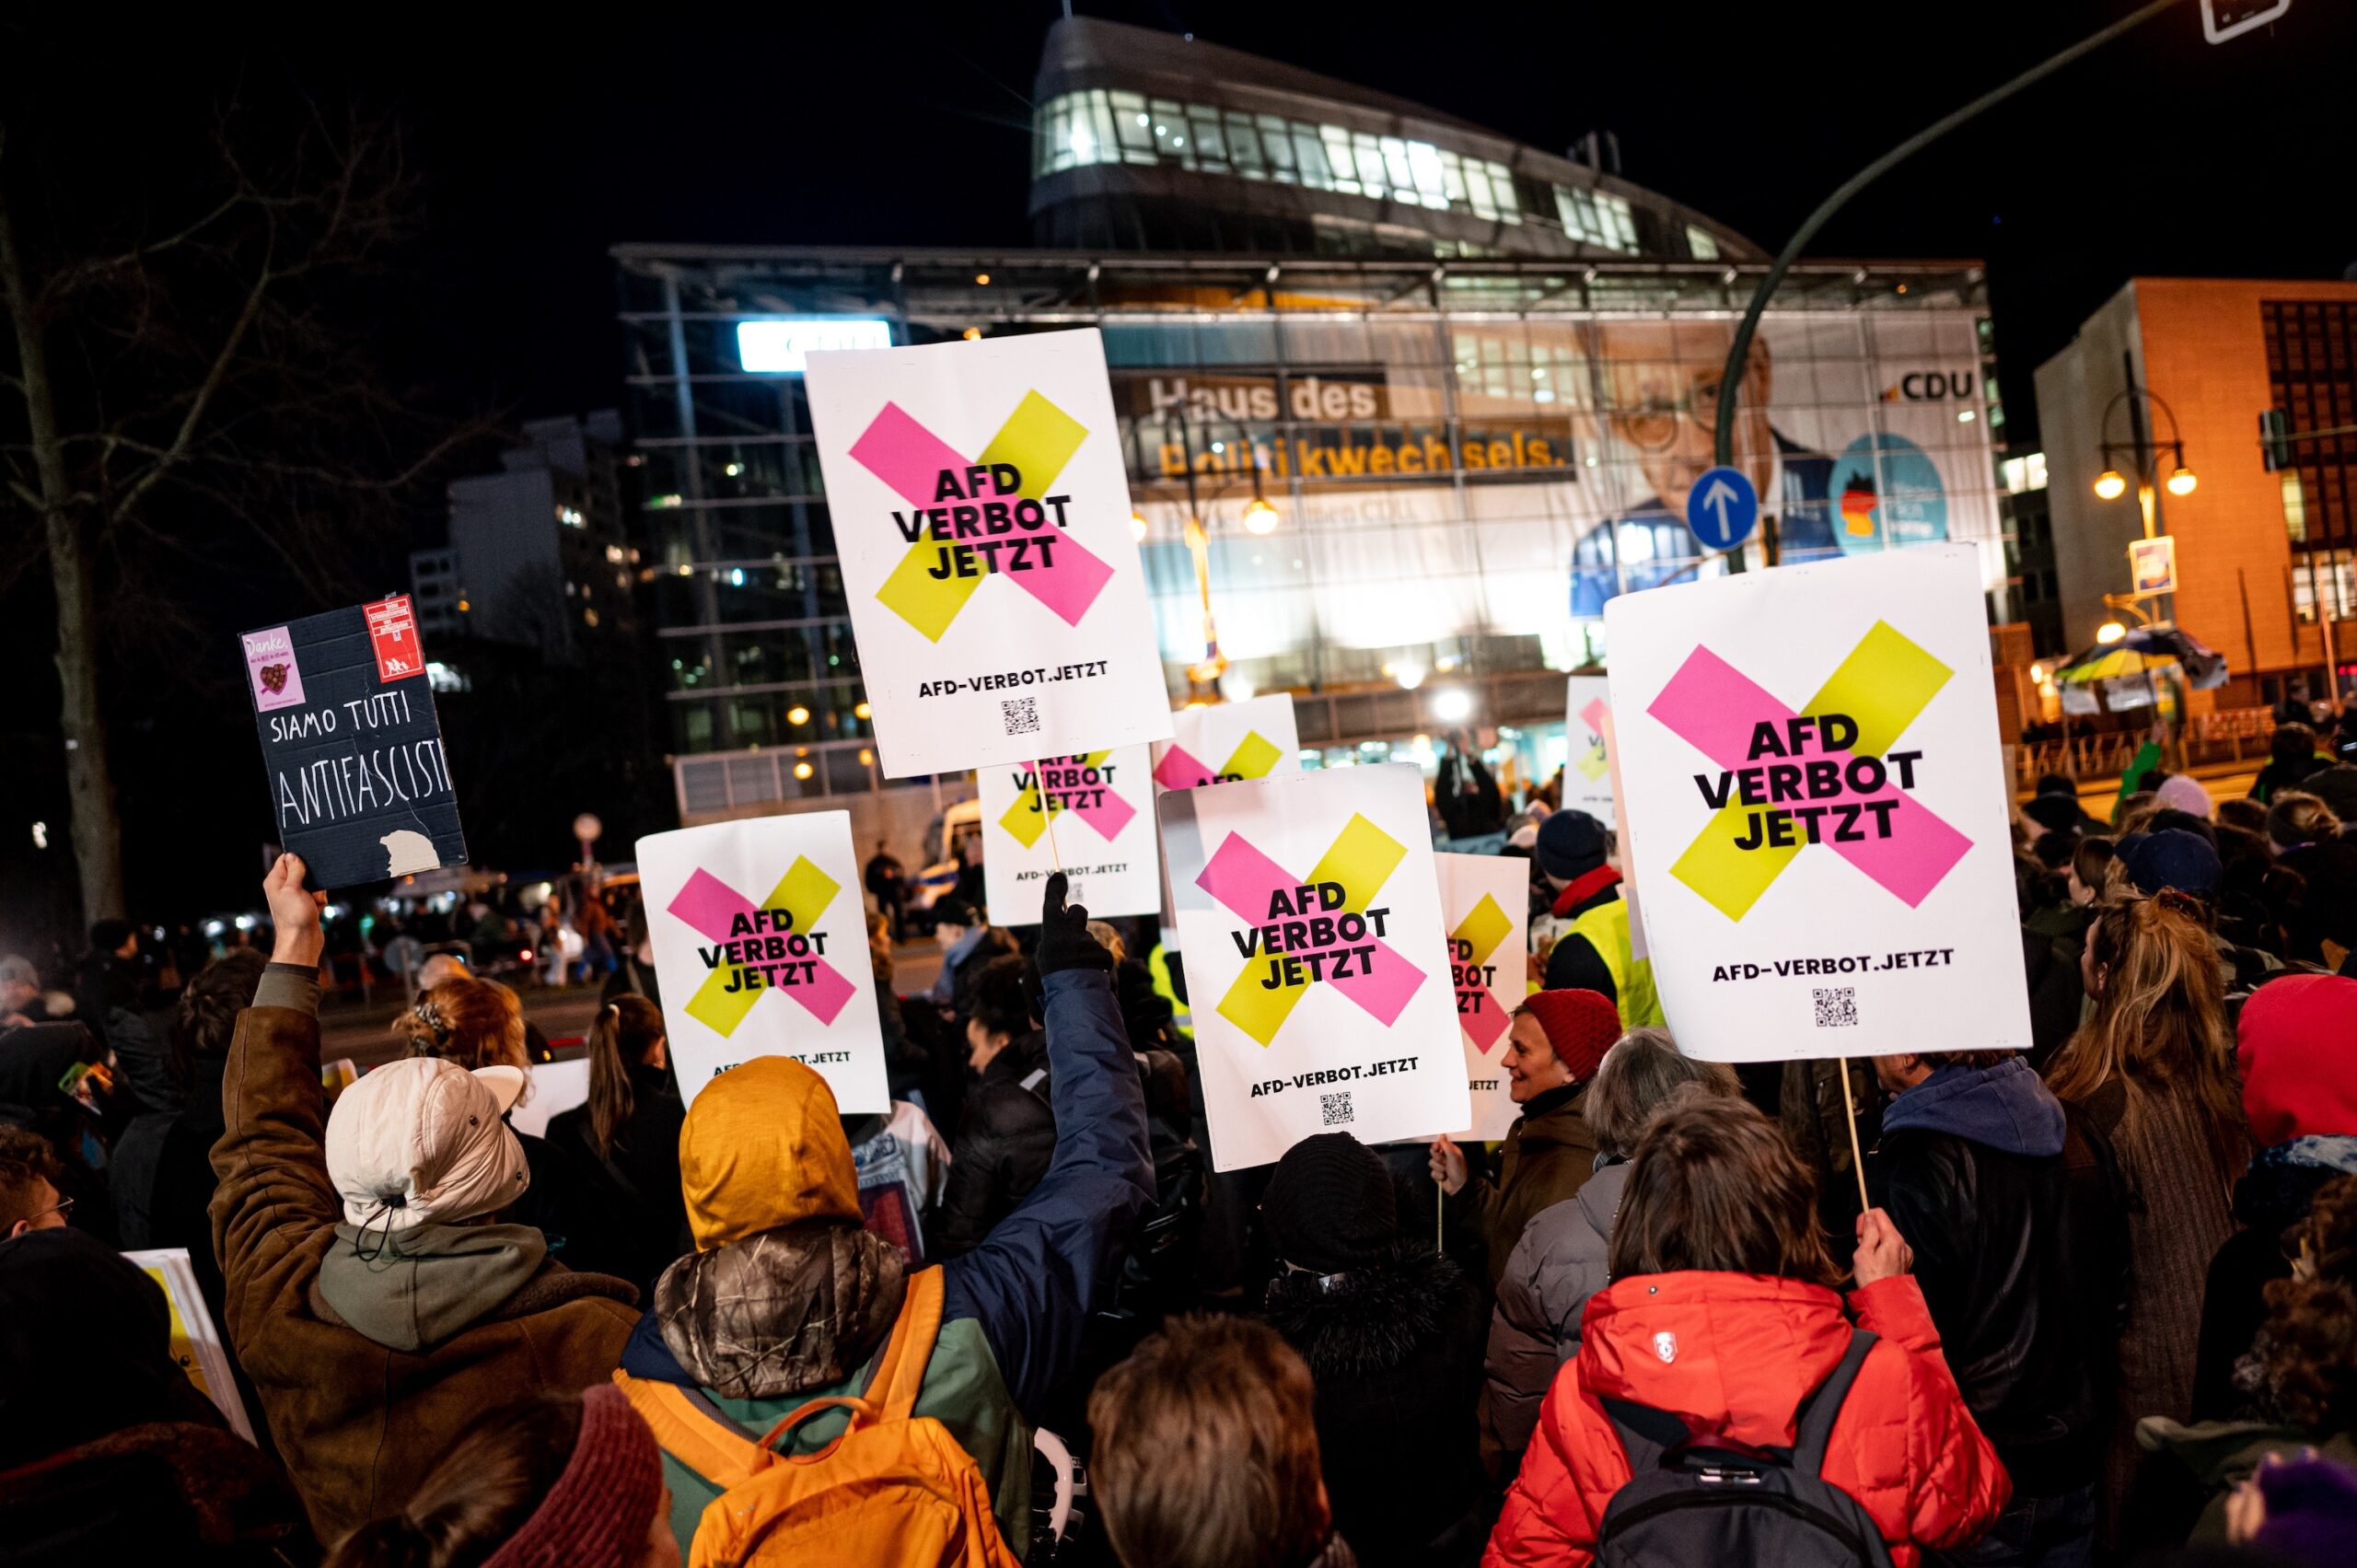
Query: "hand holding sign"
262 854 328 969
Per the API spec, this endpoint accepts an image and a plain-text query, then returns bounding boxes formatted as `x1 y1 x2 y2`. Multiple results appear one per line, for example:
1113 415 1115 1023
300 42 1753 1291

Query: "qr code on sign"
1320 1091 1354 1127
1002 696 1039 737
1813 988 1858 1028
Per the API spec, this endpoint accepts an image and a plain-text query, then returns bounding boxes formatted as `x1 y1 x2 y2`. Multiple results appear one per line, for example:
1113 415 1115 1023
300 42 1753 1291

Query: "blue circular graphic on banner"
1827 433 1949 554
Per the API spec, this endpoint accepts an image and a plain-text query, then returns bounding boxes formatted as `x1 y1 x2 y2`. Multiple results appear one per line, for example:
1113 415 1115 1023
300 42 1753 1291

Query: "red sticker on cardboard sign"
366 595 424 681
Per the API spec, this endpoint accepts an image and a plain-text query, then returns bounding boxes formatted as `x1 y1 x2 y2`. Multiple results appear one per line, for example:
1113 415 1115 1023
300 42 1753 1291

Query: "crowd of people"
4 734 2357 1568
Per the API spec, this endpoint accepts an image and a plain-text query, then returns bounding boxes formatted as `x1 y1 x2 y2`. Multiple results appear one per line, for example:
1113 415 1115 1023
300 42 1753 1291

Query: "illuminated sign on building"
737 318 894 374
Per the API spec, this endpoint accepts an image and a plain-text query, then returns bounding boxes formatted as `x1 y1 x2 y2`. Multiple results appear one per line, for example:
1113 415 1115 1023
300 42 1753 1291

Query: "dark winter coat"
937 1037 1054 1257
1867 1056 2112 1496
544 1062 691 1296
1265 1249 1492 1568
1446 1082 1602 1289
1480 1161 1626 1478
2192 1144 2355 1421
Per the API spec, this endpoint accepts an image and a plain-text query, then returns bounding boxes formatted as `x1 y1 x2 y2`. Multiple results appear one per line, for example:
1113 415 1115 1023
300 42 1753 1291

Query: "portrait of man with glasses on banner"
1568 319 1841 616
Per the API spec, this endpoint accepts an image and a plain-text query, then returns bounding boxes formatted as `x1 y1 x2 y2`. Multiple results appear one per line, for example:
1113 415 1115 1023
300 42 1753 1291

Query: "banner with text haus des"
1436 853 1529 1142
803 329 1171 776
1174 763 1466 1171
634 811 888 1112
1603 547 2027 1063
1562 676 1617 830
978 744 1159 925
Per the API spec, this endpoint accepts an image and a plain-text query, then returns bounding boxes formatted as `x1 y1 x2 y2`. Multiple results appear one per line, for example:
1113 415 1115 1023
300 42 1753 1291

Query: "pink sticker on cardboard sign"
242 627 306 712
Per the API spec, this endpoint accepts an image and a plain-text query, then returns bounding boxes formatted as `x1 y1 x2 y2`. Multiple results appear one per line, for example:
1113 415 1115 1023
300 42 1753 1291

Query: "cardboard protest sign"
507 1057 590 1139
634 811 889 1112
1153 694 1303 943
802 330 1171 776
123 1249 256 1442
1603 547 2028 1063
1562 676 1617 829
1435 853 1529 1141
977 744 1158 925
1173 763 1466 1170
240 596 464 889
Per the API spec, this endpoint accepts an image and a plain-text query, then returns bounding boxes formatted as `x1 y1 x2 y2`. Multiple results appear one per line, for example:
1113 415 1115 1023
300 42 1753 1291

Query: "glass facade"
1034 88 1614 242
618 252 2001 814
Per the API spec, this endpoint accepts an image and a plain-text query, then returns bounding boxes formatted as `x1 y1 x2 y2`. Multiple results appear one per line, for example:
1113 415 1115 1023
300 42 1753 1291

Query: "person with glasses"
1568 321 1842 616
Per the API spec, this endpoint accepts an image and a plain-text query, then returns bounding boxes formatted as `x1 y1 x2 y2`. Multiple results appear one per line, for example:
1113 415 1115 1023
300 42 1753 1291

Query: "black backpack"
1595 1329 1896 1568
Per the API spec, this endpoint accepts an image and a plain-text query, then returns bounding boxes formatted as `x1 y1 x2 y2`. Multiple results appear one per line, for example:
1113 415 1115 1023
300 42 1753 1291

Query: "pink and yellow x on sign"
1199 814 1426 1048
1448 893 1516 1052
848 392 1115 642
999 753 1136 849
1573 697 1610 784
1154 730 1284 791
1647 621 1968 923
668 859 858 1037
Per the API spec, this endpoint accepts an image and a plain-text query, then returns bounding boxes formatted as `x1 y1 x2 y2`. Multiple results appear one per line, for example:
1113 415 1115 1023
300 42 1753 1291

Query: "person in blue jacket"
616 872 1153 1558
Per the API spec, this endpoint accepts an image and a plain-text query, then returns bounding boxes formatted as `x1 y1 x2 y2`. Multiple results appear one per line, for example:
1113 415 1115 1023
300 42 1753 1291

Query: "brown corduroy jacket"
210 966 638 1541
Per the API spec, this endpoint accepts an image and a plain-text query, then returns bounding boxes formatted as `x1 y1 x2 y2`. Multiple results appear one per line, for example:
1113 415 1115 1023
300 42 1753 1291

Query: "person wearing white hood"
210 854 639 1544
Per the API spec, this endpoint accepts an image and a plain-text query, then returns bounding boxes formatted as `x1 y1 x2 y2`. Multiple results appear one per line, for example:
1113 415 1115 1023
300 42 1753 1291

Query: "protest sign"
634 811 889 1111
240 595 464 889
507 1057 590 1138
1172 763 1466 1170
1152 694 1302 942
1562 676 1617 829
977 744 1158 925
124 1249 256 1442
1603 546 2028 1063
1435 853 1528 1141
802 329 1171 776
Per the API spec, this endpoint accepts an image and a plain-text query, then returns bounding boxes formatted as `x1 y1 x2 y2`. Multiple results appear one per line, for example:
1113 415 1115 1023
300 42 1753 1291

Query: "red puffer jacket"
1485 1272 2009 1568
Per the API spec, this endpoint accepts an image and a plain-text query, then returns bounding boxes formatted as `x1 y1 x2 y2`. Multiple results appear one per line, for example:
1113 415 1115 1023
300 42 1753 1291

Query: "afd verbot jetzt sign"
1152 693 1303 944
977 744 1159 926
802 330 1172 776
1603 546 2028 1063
1562 676 1617 830
240 595 465 889
1174 763 1467 1171
1435 853 1529 1142
633 811 889 1112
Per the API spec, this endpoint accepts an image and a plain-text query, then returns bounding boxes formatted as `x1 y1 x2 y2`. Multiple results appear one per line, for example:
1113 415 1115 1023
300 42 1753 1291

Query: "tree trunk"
0 159 127 923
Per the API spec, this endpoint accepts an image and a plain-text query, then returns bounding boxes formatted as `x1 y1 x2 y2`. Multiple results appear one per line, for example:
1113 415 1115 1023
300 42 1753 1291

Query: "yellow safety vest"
1565 897 1662 1028
1147 942 1192 1040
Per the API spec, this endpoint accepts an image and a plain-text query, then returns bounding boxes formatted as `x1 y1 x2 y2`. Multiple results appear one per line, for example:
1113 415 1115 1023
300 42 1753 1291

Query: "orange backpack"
614 1268 1019 1568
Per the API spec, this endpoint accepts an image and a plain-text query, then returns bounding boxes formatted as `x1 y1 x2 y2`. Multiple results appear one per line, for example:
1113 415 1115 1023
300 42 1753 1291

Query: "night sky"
2 1 2351 925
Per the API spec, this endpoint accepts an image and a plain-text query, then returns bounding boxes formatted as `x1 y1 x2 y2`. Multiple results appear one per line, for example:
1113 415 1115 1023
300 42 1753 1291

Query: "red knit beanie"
483 1384 664 1568
2237 972 2357 1147
1517 989 1621 1083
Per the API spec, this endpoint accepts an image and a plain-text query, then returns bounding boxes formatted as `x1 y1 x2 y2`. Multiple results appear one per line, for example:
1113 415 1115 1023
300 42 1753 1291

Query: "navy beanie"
1535 809 1608 881
2115 829 2223 897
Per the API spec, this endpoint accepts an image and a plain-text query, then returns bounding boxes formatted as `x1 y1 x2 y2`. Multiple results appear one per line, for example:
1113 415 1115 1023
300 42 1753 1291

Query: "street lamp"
2096 621 2128 645
1241 496 1280 536
2093 368 2193 627
2093 470 2128 501
2166 465 2198 497
1158 401 1280 702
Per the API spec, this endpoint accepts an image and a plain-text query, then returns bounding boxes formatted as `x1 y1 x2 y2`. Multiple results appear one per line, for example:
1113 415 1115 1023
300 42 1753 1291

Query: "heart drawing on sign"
259 664 288 694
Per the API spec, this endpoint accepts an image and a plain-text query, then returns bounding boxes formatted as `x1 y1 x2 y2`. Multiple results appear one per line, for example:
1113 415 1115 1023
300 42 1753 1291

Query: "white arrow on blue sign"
1685 464 1759 552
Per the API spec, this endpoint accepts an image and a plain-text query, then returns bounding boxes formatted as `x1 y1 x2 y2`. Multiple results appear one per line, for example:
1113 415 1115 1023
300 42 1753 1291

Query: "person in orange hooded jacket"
1486 1092 2008 1568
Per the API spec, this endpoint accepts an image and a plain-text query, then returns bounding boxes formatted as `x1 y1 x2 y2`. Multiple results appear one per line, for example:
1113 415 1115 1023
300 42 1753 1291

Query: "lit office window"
1686 224 1721 261
1225 110 1267 178
1555 186 1638 252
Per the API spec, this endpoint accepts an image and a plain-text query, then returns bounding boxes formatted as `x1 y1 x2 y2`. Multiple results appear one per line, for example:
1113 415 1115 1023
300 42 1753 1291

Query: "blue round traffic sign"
1685 465 1759 552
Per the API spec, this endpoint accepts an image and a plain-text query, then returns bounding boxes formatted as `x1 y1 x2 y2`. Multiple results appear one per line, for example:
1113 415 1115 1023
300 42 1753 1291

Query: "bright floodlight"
2166 466 2198 496
1432 687 1473 723
1242 496 1280 536
2093 470 2128 501
2096 621 2128 645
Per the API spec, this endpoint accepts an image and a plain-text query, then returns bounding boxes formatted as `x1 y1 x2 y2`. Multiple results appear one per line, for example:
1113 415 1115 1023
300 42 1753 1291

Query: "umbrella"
2052 623 2227 715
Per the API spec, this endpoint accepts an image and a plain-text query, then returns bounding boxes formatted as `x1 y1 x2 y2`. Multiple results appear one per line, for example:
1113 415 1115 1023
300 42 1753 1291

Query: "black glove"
1033 871 1112 978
